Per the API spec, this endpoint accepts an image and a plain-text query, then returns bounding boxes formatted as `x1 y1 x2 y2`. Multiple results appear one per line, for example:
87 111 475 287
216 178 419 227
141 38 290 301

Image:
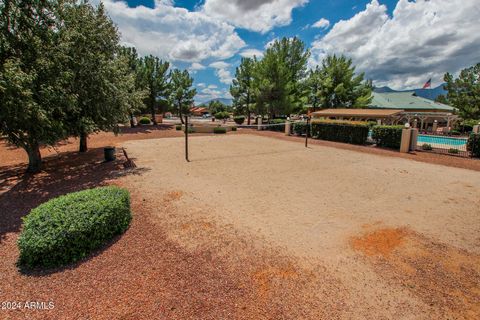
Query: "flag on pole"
422 78 432 89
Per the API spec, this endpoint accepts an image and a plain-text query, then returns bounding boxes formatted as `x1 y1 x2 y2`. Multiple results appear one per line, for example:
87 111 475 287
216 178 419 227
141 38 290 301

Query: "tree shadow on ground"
118 123 175 135
0 147 148 244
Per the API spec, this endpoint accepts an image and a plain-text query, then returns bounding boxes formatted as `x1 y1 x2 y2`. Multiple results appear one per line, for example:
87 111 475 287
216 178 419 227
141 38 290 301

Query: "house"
312 92 458 132
190 106 210 117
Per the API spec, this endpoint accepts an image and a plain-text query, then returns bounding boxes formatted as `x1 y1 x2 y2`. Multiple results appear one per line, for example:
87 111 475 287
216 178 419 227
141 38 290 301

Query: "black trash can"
104 146 116 162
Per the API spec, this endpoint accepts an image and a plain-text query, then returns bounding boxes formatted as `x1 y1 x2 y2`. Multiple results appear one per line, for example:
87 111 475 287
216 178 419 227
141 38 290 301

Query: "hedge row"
267 119 286 132
372 125 403 149
293 122 309 136
18 186 131 268
468 133 480 158
311 120 369 145
213 127 227 134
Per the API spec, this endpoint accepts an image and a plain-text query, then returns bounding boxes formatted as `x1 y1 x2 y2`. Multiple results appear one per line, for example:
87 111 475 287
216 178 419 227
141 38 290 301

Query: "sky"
99 0 480 103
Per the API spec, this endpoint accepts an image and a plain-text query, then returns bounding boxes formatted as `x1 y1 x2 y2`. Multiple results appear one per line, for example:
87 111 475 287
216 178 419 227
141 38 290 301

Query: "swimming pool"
418 135 467 146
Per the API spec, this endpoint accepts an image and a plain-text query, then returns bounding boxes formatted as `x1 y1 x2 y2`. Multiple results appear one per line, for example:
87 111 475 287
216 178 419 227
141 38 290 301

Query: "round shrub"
175 124 182 130
467 133 480 158
214 111 230 120
138 117 151 125
18 186 131 269
422 143 433 151
231 126 237 131
213 127 227 134
234 116 245 125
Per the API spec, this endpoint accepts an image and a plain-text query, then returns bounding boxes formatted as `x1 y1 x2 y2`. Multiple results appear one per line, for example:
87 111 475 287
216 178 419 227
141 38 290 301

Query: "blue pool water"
418 135 467 146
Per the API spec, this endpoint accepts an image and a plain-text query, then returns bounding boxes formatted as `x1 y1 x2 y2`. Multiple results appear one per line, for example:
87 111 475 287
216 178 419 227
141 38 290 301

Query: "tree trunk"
79 132 88 152
129 113 136 128
26 143 42 173
179 103 184 124
247 110 251 125
151 106 157 125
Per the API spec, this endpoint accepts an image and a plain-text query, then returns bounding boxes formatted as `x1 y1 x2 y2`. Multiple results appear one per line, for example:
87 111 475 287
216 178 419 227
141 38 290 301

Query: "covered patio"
311 108 403 125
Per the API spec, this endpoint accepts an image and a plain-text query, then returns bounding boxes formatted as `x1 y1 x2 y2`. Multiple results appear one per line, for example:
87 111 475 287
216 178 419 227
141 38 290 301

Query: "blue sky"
101 0 480 103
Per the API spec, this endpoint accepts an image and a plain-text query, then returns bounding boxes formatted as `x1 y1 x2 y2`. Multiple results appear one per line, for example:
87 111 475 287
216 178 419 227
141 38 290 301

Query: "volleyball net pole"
185 115 189 162
305 116 310 148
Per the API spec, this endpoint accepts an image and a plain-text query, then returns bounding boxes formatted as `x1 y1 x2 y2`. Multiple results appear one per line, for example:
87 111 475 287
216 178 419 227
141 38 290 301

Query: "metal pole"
185 115 189 162
305 116 310 148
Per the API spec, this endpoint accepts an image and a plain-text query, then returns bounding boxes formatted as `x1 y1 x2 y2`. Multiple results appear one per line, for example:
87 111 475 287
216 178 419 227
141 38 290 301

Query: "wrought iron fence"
415 134 469 157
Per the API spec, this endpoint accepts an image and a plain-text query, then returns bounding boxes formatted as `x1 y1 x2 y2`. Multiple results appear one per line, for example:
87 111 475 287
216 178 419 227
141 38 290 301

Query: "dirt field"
1 129 480 319
122 134 480 319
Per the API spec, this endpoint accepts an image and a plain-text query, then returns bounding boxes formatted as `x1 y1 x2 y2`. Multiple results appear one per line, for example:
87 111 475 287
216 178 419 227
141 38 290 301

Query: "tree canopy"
61 2 144 152
138 55 170 124
0 0 73 172
254 37 310 117
442 63 480 120
307 55 372 110
169 69 196 123
0 0 144 171
230 57 256 124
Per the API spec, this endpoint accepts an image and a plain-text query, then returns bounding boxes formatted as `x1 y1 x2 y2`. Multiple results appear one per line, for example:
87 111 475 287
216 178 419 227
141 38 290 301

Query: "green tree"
230 57 256 124
61 2 143 152
0 0 73 172
310 55 372 109
443 63 480 120
139 55 170 125
169 69 196 124
254 37 310 118
435 94 450 105
120 46 147 127
208 100 227 115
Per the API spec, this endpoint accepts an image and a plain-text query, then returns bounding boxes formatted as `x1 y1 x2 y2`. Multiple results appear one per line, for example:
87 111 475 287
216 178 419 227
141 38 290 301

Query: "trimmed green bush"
311 120 369 145
267 119 286 132
214 111 230 120
138 117 151 125
175 124 182 130
372 125 403 149
422 143 433 150
448 148 459 154
184 127 195 133
234 116 245 125
293 122 309 136
231 126 237 131
213 127 227 134
467 133 480 158
18 186 131 268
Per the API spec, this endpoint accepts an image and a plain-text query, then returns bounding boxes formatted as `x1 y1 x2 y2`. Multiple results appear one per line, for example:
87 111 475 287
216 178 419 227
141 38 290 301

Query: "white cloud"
264 38 278 49
209 61 233 84
239 48 264 58
100 0 246 62
310 0 480 89
189 62 206 71
197 83 206 88
312 18 330 29
201 0 308 33
208 84 218 89
196 87 232 103
209 61 230 69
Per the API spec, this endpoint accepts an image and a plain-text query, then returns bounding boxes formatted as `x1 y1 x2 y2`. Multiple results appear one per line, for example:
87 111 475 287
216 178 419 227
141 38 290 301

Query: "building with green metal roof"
369 92 455 113
311 92 458 132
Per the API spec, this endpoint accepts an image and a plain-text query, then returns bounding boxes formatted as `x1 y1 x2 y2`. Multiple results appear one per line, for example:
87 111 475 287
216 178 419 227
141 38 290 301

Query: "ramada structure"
312 92 458 132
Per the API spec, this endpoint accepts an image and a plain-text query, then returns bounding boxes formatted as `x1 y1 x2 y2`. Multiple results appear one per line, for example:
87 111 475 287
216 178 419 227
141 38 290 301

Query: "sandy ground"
122 134 480 319
1 129 480 319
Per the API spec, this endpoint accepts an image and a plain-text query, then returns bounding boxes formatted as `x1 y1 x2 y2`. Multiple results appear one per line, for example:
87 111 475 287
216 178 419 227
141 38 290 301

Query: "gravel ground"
1 128 479 319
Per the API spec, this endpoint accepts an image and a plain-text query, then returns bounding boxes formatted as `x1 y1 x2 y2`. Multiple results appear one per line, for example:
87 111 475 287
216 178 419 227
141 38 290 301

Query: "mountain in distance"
197 98 233 106
374 83 447 101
